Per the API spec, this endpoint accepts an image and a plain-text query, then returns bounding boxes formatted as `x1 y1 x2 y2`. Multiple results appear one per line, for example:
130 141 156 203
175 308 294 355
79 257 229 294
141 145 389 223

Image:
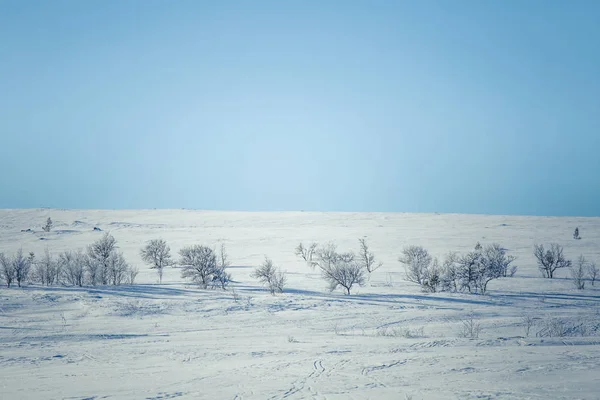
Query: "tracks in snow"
273 358 327 400
361 359 406 376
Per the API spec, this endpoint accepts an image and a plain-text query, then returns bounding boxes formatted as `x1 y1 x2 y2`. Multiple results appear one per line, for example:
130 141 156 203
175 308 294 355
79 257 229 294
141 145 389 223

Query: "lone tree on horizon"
42 217 53 232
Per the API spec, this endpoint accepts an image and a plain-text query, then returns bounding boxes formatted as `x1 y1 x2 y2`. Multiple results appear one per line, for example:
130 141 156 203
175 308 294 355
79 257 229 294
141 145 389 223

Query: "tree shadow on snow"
21 284 210 300
235 285 498 307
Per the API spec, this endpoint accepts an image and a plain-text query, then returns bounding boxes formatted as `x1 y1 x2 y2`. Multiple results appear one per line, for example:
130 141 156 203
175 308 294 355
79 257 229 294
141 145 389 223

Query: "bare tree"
127 266 139 284
399 245 432 284
315 242 340 270
212 244 231 290
42 217 53 232
107 252 130 285
456 250 481 293
358 238 382 273
140 239 172 284
13 249 31 287
251 257 286 294
321 258 366 295
441 252 460 292
85 257 101 286
180 245 218 288
422 258 442 293
474 244 516 294
295 242 319 268
534 244 571 279
88 233 117 285
33 248 58 286
570 255 587 290
85 234 134 286
60 250 86 287
588 262 598 286
483 244 517 278
0 253 15 288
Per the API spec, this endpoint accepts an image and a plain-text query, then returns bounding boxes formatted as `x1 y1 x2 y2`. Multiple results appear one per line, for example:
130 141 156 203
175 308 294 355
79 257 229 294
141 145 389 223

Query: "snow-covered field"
1 209 599 400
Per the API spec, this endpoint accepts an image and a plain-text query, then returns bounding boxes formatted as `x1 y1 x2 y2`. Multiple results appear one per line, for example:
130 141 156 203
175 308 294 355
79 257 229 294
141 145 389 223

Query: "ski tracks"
361 359 407 376
273 358 329 400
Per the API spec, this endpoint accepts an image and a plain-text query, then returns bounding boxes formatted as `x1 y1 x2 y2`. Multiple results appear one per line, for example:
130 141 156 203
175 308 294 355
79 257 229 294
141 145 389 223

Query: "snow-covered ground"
1 209 599 400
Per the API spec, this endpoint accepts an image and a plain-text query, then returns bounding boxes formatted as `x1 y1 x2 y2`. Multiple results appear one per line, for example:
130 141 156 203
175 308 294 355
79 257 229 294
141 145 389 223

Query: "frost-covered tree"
85 234 134 286
127 266 139 284
422 258 442 293
452 244 515 294
473 244 516 294
440 252 461 292
588 262 598 286
315 242 341 270
295 242 319 268
42 217 53 232
140 239 172 284
0 252 15 288
399 245 432 284
33 248 59 286
571 255 587 290
358 238 382 273
251 256 286 294
60 250 86 287
107 252 130 286
85 256 101 286
321 257 366 295
180 245 218 288
573 227 581 240
211 244 231 290
13 249 31 287
482 243 517 278
456 250 481 293
534 243 571 279
88 233 117 285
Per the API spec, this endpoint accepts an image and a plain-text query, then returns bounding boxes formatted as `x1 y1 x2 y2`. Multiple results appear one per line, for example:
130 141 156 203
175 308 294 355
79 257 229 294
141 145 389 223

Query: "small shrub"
458 313 482 339
535 317 590 337
251 257 286 294
376 325 425 338
521 315 536 337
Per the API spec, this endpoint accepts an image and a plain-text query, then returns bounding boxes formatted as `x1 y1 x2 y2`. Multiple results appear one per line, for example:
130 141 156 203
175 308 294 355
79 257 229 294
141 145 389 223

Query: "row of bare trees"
0 233 138 288
397 242 598 294
294 239 381 295
0 249 33 288
533 243 598 289
398 243 517 294
140 239 232 290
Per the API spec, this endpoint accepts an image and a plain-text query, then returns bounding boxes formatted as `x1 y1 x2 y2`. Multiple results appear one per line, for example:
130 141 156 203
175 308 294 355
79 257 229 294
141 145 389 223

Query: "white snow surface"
1 209 599 400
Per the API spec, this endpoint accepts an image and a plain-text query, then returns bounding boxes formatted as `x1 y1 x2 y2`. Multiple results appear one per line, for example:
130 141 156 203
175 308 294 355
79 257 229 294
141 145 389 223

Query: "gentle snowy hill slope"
0 209 599 399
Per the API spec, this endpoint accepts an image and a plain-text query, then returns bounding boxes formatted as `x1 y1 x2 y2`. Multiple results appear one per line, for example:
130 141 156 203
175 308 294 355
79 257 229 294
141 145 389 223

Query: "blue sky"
1 1 599 216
